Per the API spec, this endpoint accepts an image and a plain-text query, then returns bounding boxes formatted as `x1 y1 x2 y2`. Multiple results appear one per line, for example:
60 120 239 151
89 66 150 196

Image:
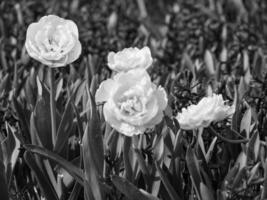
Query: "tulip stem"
208 126 249 144
49 67 57 147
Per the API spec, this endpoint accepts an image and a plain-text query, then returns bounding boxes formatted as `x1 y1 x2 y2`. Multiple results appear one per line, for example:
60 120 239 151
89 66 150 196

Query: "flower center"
118 96 142 116
47 26 69 53
35 24 75 59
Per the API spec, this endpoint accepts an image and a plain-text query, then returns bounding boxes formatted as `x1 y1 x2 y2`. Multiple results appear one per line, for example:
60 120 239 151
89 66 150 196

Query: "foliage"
1 0 267 200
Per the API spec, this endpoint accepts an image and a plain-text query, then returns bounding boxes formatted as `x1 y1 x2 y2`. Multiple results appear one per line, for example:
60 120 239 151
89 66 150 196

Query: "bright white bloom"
107 46 153 72
176 94 235 130
95 69 167 136
25 15 81 67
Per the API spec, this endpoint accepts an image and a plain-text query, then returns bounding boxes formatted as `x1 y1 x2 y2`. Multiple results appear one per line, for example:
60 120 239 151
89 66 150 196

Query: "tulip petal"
103 103 144 136
26 22 40 43
50 55 69 67
96 67 167 136
25 15 81 67
107 52 116 70
40 15 63 26
141 46 153 69
66 40 82 64
176 93 235 130
143 109 164 128
65 20 79 38
114 69 150 85
107 46 153 72
95 79 116 103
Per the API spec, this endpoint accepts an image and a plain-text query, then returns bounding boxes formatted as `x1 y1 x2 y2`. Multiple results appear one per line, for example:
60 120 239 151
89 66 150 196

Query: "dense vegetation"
1 0 267 199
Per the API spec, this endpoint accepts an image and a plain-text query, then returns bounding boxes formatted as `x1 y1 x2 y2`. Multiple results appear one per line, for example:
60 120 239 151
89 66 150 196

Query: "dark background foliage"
1 0 267 200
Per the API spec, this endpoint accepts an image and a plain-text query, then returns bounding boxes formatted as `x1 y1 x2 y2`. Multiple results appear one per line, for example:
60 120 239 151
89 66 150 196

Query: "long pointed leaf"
87 89 104 174
0 143 9 200
24 144 83 185
32 84 53 150
123 136 133 181
83 125 103 200
186 146 202 200
111 175 160 200
155 161 182 200
68 182 82 200
54 98 74 154
24 151 59 200
200 182 214 200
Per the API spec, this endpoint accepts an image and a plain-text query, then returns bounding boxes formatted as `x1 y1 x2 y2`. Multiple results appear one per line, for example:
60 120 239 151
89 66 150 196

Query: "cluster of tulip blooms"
25 15 235 136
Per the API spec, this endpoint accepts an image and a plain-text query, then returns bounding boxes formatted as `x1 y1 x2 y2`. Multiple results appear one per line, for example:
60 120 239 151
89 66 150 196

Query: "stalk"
49 67 57 147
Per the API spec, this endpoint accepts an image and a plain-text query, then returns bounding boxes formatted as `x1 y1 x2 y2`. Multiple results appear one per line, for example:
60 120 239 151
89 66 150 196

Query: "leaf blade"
111 175 160 200
24 144 83 185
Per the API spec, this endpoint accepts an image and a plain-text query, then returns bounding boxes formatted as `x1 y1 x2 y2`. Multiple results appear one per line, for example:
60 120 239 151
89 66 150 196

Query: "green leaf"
173 130 184 158
2 122 20 185
12 96 31 143
68 182 82 200
24 151 59 200
32 83 53 150
24 71 37 108
55 78 63 101
200 182 214 200
83 90 104 199
235 151 247 170
238 77 248 101
222 164 239 188
240 107 251 138
152 134 164 162
56 157 80 188
54 98 74 154
82 125 103 200
139 189 161 200
86 54 96 80
247 132 260 163
150 169 161 197
231 86 241 132
0 73 10 97
197 129 206 157
155 161 182 200
261 159 267 199
197 147 214 192
89 74 99 97
123 136 133 181
111 175 160 200
0 141 9 200
74 80 86 106
106 129 121 161
43 159 59 197
133 148 150 176
83 179 95 200
262 160 267 199
24 144 83 185
86 90 104 174
205 137 217 162
248 162 260 184
185 146 202 200
232 167 246 188
164 115 178 135
252 49 265 81
72 101 84 142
